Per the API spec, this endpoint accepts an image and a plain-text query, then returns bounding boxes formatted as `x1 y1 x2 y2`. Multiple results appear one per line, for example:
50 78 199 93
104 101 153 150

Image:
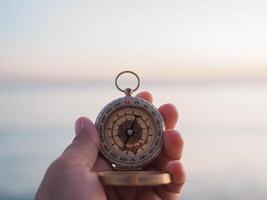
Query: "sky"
0 0 267 82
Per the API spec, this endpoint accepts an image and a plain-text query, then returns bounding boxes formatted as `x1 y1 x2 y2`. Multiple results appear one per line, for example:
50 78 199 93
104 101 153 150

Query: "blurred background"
0 1 267 200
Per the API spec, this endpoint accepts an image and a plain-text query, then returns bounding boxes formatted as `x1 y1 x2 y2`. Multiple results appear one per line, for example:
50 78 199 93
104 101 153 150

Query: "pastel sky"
0 1 267 81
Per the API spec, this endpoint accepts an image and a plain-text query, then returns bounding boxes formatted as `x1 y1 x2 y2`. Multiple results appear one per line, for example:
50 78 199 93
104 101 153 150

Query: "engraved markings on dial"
105 108 155 157
96 97 165 168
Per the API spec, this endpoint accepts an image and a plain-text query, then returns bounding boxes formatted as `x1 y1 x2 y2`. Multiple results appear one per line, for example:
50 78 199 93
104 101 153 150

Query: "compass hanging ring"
115 71 140 96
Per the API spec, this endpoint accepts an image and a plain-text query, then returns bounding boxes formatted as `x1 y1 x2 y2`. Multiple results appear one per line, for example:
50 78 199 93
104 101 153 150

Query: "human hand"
35 91 185 200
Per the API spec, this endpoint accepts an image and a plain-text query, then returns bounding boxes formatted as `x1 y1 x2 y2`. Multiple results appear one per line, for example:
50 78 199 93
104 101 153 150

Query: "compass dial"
96 97 165 170
105 107 155 156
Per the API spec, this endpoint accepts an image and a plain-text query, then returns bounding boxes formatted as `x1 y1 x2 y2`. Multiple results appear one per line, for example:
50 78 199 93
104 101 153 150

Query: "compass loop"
115 71 140 94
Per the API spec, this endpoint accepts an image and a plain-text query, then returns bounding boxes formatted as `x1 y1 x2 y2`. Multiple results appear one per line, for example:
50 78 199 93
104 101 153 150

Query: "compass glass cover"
96 97 164 169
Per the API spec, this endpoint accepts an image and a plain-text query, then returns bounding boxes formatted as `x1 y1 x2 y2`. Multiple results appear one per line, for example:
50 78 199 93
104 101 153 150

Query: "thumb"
62 117 100 169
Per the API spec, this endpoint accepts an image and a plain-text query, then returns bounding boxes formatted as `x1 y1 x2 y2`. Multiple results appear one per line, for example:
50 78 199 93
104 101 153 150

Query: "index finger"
135 91 153 103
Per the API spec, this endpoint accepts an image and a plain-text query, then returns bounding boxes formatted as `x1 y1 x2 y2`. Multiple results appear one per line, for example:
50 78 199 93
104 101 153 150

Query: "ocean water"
0 82 267 200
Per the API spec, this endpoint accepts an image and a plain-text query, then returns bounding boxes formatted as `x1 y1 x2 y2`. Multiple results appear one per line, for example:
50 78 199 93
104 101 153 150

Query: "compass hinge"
124 88 133 96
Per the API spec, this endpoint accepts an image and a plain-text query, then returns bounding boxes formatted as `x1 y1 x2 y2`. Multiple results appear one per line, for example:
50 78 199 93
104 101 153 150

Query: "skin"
35 91 185 200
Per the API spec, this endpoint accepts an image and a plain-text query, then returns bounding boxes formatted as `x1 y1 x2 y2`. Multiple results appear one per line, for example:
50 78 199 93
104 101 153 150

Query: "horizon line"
0 76 266 87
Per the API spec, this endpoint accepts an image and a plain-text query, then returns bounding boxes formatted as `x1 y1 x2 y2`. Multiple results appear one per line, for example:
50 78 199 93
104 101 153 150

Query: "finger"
151 130 183 170
61 117 100 169
153 186 179 200
158 103 178 129
135 91 153 103
164 130 184 160
136 188 161 200
165 161 186 193
152 161 185 200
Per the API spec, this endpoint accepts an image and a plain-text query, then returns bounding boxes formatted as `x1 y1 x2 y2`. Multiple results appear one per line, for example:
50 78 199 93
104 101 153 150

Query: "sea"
0 81 266 200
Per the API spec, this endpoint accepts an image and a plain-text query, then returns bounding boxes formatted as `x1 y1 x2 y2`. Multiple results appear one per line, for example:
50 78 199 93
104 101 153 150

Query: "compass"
96 71 170 186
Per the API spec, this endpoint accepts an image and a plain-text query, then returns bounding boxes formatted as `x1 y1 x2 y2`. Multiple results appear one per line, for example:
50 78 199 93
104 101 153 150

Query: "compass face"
96 96 165 170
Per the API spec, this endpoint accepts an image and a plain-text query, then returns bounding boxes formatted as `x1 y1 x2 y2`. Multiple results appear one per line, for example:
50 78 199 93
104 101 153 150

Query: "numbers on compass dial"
96 96 164 169
105 107 156 156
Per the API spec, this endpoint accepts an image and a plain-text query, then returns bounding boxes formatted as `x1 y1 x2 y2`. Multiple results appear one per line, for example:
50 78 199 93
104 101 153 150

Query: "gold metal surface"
98 171 171 186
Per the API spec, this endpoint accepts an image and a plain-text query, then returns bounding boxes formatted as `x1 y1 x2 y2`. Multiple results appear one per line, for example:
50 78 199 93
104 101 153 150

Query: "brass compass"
96 71 170 186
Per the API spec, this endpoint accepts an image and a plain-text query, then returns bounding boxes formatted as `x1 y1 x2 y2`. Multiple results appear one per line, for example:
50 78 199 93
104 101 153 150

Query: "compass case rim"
95 96 165 170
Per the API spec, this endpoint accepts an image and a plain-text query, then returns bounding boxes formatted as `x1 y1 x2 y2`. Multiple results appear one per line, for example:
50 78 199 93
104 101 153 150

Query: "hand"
35 91 185 200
